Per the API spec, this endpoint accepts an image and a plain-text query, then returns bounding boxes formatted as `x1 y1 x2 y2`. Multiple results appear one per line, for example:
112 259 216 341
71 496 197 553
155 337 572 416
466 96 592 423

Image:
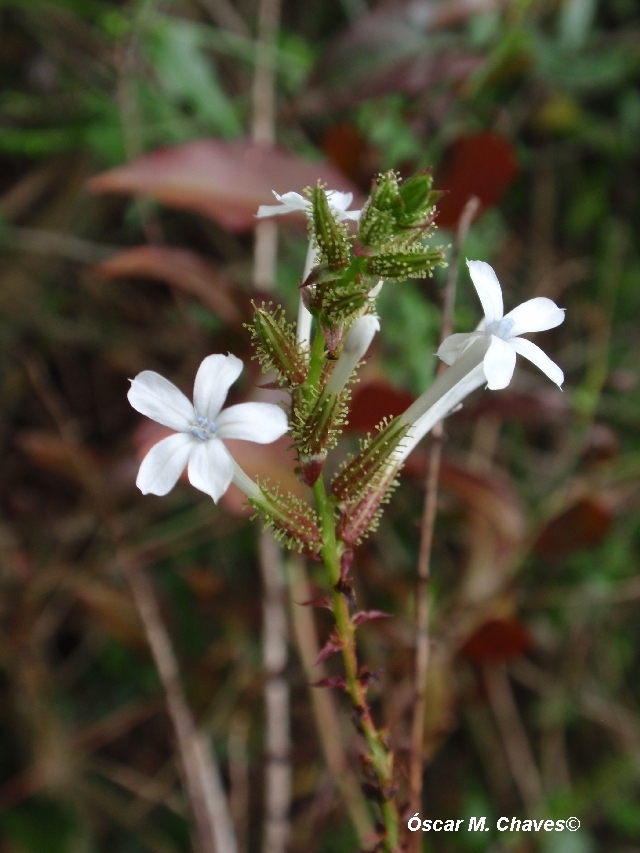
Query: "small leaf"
297 595 332 610
315 630 345 665
311 676 347 689
352 610 391 626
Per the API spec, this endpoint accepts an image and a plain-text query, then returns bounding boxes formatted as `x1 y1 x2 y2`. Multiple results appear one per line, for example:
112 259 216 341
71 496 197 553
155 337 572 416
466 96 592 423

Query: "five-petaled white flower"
128 354 288 502
256 190 361 221
438 260 565 390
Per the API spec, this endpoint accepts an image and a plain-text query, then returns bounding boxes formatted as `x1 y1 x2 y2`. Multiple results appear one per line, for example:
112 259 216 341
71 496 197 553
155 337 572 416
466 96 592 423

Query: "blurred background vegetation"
1 0 640 851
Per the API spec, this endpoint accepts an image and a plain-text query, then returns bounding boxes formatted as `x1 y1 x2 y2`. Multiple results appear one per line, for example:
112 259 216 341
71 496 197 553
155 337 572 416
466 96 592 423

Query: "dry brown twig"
408 196 480 834
249 3 292 851
482 663 544 817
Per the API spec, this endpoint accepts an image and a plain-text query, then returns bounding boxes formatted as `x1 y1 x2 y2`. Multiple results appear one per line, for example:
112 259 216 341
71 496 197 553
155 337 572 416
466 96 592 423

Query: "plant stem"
312 476 399 852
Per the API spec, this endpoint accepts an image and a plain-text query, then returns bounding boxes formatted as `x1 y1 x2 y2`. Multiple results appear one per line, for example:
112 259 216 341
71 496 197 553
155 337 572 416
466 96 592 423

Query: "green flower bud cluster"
358 170 442 249
358 171 445 283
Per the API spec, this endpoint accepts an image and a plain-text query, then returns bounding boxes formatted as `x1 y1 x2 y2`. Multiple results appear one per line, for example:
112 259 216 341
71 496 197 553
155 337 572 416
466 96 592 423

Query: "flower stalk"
312 471 399 853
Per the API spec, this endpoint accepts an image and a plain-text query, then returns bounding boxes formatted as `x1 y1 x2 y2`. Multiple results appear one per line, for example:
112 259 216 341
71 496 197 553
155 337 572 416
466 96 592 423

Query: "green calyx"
331 416 410 506
366 246 446 281
249 483 321 553
308 183 351 270
247 302 308 387
291 384 351 462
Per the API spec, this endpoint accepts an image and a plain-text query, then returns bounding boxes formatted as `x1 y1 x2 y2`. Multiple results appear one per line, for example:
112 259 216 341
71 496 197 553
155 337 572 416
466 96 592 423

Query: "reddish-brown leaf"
95 246 242 326
347 381 415 433
533 497 614 559
436 132 518 227
321 122 377 186
311 675 347 690
88 139 359 232
461 618 531 663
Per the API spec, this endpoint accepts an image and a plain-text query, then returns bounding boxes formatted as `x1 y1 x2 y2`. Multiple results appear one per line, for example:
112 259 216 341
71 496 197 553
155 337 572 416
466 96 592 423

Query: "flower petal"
503 297 565 338
216 402 288 443
437 332 481 365
326 190 353 211
128 371 194 431
136 433 193 495
483 335 517 390
509 337 564 387
273 191 308 209
187 438 233 503
193 354 243 422
467 260 503 325
255 204 290 218
256 191 309 218
326 190 360 219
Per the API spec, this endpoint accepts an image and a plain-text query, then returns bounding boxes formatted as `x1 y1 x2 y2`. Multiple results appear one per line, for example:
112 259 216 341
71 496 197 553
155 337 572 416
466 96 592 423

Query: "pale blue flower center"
484 317 515 340
190 415 217 441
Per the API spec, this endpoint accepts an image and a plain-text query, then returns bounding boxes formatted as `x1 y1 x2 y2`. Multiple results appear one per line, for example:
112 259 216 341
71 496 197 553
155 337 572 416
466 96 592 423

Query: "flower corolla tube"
128 354 288 502
438 260 565 390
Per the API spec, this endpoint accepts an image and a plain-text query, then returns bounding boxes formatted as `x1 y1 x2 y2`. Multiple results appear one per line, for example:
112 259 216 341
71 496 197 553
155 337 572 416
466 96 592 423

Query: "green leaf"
144 17 241 138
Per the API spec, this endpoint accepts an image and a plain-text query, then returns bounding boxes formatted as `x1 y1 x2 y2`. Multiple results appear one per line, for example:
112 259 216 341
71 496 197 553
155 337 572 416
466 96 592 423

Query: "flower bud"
249 303 307 387
309 183 351 271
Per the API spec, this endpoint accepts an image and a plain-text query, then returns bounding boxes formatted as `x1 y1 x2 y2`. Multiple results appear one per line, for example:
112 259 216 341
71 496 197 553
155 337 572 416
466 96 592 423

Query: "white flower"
256 189 361 221
128 354 288 502
438 260 565 390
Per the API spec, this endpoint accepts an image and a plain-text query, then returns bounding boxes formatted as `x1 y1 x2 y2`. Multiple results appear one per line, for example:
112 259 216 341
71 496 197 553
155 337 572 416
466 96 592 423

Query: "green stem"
313 476 399 852
304 324 399 850
303 328 326 404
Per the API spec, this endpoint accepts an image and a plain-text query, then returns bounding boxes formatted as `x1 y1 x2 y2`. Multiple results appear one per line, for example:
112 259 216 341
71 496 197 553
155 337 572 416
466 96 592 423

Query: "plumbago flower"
256 189 361 221
438 260 565 390
128 354 288 502
385 260 566 470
